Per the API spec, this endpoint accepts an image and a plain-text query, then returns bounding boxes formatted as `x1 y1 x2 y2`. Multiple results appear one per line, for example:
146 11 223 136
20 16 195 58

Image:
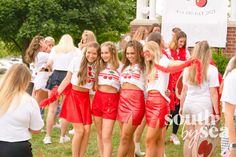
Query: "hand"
179 108 183 115
165 89 171 97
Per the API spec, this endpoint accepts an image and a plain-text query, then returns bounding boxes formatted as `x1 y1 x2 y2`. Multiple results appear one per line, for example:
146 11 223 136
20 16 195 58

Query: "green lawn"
31 120 221 157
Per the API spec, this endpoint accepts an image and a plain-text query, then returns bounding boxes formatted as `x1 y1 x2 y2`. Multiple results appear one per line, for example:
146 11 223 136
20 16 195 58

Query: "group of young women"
0 23 235 157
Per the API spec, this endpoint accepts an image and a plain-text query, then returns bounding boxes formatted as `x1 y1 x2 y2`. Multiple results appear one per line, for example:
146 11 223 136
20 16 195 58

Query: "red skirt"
117 89 145 125
60 89 92 125
92 90 119 120
146 92 170 128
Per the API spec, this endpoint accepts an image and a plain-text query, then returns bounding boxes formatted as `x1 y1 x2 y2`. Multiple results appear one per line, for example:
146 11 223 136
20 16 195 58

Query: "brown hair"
0 64 31 116
132 27 148 41
169 31 187 50
147 32 162 46
77 42 101 86
25 36 44 63
100 41 119 71
122 40 144 71
188 41 211 85
148 23 161 34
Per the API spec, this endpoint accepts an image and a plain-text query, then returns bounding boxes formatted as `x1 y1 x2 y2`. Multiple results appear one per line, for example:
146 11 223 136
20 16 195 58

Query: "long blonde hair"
100 42 119 71
25 36 44 63
54 34 76 53
77 42 101 86
0 64 32 116
144 41 163 84
188 41 211 85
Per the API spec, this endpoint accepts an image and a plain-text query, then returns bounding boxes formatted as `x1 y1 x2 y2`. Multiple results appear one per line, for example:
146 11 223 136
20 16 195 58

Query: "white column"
232 0 236 21
149 0 157 19
136 0 149 19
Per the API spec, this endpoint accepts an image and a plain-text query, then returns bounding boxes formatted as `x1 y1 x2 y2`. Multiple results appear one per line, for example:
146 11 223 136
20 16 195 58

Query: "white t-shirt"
221 69 236 105
68 56 96 89
120 64 145 91
49 47 81 71
98 64 123 90
34 51 49 72
146 55 170 102
182 65 219 121
0 93 44 142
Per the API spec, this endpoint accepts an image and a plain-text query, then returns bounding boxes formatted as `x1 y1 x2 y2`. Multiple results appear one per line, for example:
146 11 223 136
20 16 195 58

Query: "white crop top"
68 56 96 89
120 64 145 91
146 55 171 102
98 64 123 90
34 51 49 72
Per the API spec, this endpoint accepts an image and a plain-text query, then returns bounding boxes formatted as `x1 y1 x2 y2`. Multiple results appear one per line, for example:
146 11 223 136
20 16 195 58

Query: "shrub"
212 49 230 75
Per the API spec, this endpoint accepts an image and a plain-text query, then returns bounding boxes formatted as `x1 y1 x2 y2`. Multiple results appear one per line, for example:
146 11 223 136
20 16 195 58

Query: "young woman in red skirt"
92 41 122 157
57 42 101 157
117 40 145 157
143 41 187 157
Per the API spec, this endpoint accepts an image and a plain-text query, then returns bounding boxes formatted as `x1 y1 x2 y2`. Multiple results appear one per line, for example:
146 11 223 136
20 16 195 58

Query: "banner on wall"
161 0 228 47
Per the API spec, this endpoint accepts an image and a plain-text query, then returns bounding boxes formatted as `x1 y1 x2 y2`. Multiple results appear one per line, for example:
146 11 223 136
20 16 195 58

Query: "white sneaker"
43 136 52 144
69 129 75 135
170 134 180 145
53 123 61 129
59 135 70 144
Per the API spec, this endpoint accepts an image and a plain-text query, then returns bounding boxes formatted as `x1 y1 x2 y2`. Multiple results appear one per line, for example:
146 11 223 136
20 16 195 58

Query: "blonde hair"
25 36 44 63
0 64 31 116
77 42 101 86
188 41 211 85
81 30 97 44
45 36 55 45
100 41 119 71
144 41 163 84
132 27 147 41
169 31 187 51
54 34 76 53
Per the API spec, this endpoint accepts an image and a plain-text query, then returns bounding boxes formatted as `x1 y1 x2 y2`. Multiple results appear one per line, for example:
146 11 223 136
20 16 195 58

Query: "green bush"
0 41 19 58
212 49 230 75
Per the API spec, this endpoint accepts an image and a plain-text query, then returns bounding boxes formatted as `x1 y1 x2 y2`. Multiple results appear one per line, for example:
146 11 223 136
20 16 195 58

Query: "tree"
0 0 135 60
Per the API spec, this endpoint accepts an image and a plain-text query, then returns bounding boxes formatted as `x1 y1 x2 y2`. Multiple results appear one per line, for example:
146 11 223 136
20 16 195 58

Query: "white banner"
161 0 228 47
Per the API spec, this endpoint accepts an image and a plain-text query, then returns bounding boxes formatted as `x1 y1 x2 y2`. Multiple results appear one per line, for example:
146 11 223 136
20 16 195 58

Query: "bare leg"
134 118 146 156
72 123 84 157
102 119 116 157
94 116 104 157
79 125 91 157
145 121 162 157
117 117 138 157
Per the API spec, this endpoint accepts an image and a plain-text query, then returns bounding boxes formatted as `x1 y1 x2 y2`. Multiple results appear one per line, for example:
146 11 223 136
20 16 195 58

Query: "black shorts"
46 70 67 90
0 140 32 157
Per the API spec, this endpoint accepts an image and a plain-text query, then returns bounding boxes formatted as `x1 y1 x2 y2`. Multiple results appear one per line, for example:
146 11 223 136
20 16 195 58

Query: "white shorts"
33 72 52 91
183 99 213 123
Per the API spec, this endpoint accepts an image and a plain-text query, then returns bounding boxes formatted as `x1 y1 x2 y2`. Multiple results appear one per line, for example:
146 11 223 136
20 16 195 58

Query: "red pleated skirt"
117 89 145 125
146 92 170 128
60 89 92 124
92 90 120 120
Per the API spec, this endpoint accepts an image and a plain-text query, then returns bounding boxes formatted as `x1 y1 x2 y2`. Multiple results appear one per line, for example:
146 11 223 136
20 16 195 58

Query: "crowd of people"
0 23 235 157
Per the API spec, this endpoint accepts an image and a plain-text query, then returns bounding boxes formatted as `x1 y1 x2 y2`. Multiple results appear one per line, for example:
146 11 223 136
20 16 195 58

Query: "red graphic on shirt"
87 66 95 83
99 69 119 80
121 66 141 80
198 140 213 157
196 0 207 7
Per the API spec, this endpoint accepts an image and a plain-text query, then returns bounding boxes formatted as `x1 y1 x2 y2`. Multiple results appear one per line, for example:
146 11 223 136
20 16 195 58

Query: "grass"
31 118 221 157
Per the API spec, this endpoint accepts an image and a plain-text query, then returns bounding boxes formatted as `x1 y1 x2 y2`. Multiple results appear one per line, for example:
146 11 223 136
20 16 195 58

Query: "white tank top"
120 64 145 91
